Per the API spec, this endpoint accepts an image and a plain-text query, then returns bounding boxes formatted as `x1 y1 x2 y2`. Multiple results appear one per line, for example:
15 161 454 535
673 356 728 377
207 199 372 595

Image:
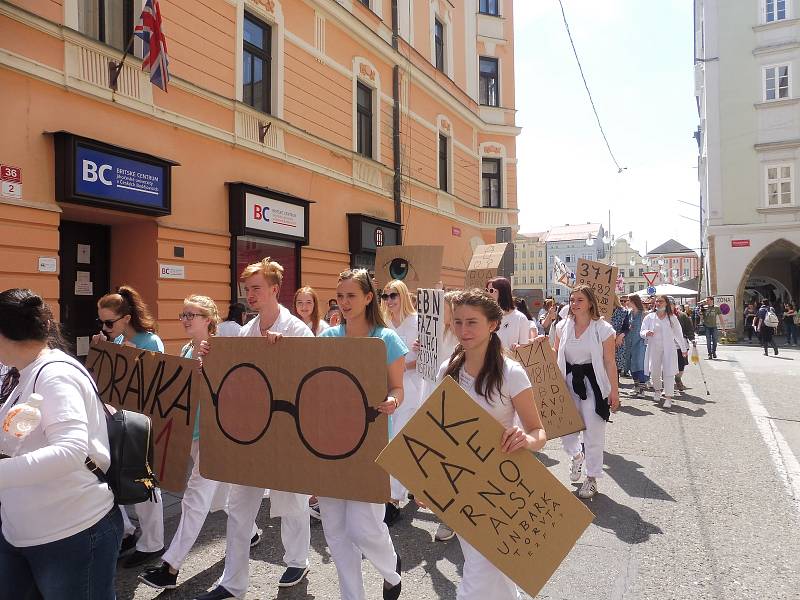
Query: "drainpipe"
391 0 403 242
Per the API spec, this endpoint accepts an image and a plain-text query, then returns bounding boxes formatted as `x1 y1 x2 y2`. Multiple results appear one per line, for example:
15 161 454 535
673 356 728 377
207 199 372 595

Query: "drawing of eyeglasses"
201 364 382 460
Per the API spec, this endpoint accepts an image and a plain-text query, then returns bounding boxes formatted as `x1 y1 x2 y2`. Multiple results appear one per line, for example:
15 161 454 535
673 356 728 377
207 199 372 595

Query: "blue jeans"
705 326 718 356
0 507 122 600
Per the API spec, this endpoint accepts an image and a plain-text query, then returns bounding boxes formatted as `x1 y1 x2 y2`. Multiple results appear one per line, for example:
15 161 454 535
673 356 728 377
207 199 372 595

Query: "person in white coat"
381 279 421 525
640 295 688 409
485 277 529 349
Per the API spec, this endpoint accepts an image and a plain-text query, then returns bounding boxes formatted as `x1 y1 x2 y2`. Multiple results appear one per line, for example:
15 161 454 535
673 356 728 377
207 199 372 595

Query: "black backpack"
32 360 159 505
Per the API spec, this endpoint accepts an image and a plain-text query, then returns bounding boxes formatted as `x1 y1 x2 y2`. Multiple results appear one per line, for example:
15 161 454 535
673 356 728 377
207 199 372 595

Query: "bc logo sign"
82 160 113 186
252 204 271 223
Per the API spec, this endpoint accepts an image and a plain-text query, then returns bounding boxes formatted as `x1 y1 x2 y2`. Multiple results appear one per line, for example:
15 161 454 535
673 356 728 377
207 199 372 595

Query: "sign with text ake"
416 289 445 383
575 259 618 320
376 377 594 598
513 340 585 439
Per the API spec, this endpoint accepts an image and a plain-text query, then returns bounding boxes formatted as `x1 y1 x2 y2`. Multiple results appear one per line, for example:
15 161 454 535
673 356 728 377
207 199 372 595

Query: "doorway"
59 221 111 357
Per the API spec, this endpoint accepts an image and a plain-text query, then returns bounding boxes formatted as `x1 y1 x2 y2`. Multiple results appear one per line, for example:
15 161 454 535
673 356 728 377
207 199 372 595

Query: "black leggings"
760 327 778 353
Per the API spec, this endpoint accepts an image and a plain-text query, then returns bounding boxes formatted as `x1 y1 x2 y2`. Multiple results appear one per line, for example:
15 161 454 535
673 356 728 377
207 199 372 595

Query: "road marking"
732 369 800 515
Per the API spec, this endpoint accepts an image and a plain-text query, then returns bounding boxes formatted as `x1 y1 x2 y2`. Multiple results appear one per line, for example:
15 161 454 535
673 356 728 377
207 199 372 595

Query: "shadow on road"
677 392 714 406
667 404 707 418
617 404 653 417
603 452 675 503
580 491 664 544
535 451 560 468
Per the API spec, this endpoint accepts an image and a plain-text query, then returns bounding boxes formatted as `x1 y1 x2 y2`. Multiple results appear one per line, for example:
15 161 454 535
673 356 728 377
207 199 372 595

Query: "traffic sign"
647 286 656 295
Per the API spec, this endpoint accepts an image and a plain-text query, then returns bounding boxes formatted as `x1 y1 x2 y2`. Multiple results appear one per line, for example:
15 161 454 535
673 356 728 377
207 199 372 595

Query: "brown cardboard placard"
376 377 594 598
465 243 509 289
374 245 444 291
513 340 585 439
86 340 202 493
199 337 390 503
575 258 618 320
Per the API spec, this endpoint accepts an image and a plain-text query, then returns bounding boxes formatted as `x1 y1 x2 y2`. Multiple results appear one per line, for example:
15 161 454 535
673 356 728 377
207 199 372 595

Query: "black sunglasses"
380 292 400 301
97 315 126 329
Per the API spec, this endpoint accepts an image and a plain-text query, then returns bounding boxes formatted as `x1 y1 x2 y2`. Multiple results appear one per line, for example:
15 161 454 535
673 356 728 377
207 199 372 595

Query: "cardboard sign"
86 341 203 493
199 337 390 503
375 245 444 291
376 377 594 598
552 256 574 289
713 295 736 330
575 259 618 320
513 340 585 439
416 289 445 382
466 243 509 289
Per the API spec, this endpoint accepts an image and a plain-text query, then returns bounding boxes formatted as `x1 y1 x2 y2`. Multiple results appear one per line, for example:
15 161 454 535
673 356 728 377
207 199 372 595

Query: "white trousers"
561 378 607 479
456 535 519 600
389 380 420 501
318 497 400 600
648 349 675 397
120 488 164 552
218 484 310 597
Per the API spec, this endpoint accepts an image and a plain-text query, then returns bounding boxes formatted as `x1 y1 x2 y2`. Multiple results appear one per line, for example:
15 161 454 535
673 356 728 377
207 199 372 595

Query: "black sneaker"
118 534 137 559
383 503 401 526
278 566 309 588
712 352 717 359
138 563 178 590
383 555 402 600
120 548 165 569
250 528 263 548
193 586 235 600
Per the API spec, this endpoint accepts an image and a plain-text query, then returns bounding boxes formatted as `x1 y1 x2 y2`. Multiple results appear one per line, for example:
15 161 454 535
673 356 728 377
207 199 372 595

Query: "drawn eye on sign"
374 245 444 291
200 364 380 459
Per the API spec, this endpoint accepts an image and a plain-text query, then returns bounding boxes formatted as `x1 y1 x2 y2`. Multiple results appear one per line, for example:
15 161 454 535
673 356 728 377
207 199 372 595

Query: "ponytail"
98 285 157 333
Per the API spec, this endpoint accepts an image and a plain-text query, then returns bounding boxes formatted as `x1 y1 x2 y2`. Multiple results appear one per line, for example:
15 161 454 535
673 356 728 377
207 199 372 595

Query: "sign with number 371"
575 258 618 320
0 164 22 200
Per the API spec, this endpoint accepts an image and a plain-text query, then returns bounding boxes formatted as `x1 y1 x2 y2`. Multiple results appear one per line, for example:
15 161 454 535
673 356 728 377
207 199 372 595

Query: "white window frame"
763 63 791 102
762 0 789 24
765 163 794 207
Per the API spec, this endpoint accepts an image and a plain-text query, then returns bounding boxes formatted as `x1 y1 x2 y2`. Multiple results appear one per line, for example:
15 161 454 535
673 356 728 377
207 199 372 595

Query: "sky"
513 0 700 256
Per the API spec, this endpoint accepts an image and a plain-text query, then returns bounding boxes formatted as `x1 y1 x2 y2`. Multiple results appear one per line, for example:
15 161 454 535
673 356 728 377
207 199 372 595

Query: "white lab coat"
640 312 688 378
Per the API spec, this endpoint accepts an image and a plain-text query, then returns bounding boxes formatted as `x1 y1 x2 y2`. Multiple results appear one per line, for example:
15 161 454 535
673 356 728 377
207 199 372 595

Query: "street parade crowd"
0 256 775 600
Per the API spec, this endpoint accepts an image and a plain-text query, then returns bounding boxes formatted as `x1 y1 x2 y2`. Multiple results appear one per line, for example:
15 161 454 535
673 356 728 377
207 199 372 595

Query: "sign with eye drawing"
374 245 444 292
465 243 509 290
376 377 594 598
513 340 585 439
86 340 206 493
575 258 618 320
199 337 391 503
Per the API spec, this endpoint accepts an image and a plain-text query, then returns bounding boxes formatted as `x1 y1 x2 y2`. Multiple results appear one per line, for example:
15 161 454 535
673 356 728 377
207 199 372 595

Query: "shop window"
235 237 297 310
481 158 502 207
479 57 499 106
357 82 374 158
243 13 273 114
78 0 134 52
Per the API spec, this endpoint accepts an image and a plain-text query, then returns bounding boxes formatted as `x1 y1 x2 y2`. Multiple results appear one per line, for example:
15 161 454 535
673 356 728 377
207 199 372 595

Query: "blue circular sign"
647 286 657 295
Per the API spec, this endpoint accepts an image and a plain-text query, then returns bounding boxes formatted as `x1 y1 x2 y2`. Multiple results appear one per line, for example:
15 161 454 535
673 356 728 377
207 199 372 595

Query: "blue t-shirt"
114 331 164 352
320 324 408 364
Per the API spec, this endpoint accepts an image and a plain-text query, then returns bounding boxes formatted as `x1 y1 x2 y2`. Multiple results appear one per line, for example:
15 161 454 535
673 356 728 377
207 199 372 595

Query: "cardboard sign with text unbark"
375 245 444 291
465 243 509 290
86 340 203 493
199 337 390 503
416 289 444 383
575 259 618 320
376 377 594 598
513 340 585 439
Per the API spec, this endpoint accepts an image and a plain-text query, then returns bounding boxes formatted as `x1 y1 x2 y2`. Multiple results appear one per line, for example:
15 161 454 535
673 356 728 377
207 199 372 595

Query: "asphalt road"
116 338 800 599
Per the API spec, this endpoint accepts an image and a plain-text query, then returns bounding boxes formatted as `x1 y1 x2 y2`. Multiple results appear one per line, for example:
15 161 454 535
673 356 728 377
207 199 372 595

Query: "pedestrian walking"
92 286 166 568
216 303 246 338
0 288 123 598
539 298 558 335
783 302 797 346
194 259 315 600
609 295 630 377
555 284 620 499
437 289 546 599
743 302 757 343
700 296 722 359
624 295 648 396
485 277 529 349
675 302 696 392
755 299 780 356
319 269 405 600
641 295 688 409
294 286 330 336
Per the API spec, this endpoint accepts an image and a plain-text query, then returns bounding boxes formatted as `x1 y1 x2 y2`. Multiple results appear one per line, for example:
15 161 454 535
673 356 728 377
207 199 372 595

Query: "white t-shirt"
240 305 313 339
497 309 530 349
563 322 614 365
216 320 242 338
389 314 419 363
436 356 531 429
313 320 330 336
0 350 114 546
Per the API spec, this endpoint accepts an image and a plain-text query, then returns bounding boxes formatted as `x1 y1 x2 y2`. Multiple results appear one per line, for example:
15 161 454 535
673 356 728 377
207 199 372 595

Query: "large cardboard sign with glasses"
465 243 510 290
199 337 391 503
374 245 444 292
376 377 594 598
86 340 204 493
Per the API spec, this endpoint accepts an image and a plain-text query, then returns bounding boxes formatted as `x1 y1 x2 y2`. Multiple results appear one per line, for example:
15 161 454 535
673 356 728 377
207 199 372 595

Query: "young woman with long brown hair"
294 286 329 336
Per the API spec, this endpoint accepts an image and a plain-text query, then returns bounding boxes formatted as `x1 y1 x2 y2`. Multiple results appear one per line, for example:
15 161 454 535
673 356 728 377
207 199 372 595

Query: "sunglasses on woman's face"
201 365 380 459
380 292 400 301
97 315 126 330
486 287 498 294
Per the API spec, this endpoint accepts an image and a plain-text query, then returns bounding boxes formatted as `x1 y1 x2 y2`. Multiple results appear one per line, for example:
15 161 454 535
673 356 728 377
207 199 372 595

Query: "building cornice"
753 17 800 33
754 138 800 151
754 97 800 110
753 41 800 56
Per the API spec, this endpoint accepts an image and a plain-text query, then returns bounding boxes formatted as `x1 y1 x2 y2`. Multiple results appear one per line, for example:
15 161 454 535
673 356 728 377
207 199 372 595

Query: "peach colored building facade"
0 0 520 352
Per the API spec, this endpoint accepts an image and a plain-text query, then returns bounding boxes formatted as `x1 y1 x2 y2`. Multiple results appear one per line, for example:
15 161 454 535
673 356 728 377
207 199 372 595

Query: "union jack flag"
134 0 169 91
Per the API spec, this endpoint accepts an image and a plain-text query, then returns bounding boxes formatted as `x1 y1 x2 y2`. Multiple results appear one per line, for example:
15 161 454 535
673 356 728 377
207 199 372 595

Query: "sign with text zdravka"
376 377 594 598
416 289 445 382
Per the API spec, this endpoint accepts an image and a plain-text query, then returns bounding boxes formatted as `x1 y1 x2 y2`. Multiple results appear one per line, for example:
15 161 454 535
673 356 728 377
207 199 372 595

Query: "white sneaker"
569 451 584 482
578 478 598 499
662 397 673 409
653 389 662 402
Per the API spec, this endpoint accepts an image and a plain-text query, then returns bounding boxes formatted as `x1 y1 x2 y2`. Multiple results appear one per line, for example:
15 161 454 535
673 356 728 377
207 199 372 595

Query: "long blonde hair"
294 286 322 335
381 279 416 323
337 269 387 329
568 284 602 321
185 295 221 335
443 290 459 338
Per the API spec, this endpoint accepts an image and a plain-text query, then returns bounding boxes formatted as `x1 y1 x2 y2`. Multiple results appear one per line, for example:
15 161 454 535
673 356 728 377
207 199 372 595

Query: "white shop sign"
245 192 306 239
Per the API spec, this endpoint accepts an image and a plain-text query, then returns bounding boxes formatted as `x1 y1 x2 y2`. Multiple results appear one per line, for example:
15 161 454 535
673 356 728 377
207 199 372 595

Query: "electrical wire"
557 0 626 173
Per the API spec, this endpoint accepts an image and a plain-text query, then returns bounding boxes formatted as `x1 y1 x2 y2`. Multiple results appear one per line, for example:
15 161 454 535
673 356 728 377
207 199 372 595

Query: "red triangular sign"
643 271 659 286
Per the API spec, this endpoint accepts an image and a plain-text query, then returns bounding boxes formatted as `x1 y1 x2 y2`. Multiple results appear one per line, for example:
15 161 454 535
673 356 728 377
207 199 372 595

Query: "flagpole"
108 34 136 92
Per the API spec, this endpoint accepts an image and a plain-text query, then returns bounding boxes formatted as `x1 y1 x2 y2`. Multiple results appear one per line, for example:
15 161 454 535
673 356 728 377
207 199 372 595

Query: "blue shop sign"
54 132 177 216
